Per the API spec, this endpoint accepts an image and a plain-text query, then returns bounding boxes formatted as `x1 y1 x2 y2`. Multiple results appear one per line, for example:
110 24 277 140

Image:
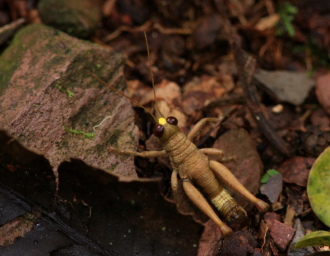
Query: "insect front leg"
187 117 220 141
209 160 269 212
200 148 237 162
109 147 167 158
181 179 233 236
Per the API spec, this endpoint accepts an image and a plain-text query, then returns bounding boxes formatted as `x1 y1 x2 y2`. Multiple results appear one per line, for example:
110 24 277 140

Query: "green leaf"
307 146 330 227
295 231 330 249
261 169 280 183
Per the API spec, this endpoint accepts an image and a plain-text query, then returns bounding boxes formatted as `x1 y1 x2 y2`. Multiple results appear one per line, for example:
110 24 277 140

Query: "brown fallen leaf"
193 13 225 49
278 157 315 186
182 76 228 120
220 230 259 256
211 128 264 208
316 73 330 115
0 212 40 247
197 220 222 256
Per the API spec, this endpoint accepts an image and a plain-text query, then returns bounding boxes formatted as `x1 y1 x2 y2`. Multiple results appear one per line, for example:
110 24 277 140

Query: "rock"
260 173 283 203
254 69 315 105
0 23 138 178
265 212 295 251
38 0 102 38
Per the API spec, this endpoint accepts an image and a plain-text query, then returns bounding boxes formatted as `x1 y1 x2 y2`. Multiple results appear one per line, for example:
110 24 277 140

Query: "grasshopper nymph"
109 115 269 236
90 33 269 236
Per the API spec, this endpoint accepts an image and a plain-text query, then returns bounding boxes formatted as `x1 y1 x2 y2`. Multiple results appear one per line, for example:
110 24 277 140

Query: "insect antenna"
143 31 164 118
88 71 158 122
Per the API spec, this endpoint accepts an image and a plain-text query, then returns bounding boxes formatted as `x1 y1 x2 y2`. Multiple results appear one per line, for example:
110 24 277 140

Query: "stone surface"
254 69 315 105
38 0 101 38
0 23 138 178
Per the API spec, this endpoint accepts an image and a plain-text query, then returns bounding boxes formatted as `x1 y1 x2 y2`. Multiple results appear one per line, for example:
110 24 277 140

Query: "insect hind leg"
209 160 269 212
181 179 233 236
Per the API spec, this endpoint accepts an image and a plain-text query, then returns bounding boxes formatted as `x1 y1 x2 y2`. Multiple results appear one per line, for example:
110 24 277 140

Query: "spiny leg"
109 147 167 158
209 160 269 212
187 117 221 141
182 180 233 236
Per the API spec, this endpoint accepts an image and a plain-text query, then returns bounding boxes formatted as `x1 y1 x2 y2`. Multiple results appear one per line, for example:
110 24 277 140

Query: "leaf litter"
1 0 330 255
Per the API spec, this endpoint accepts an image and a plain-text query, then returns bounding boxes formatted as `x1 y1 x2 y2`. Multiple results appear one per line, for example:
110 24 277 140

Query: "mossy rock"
0 23 138 177
38 0 102 38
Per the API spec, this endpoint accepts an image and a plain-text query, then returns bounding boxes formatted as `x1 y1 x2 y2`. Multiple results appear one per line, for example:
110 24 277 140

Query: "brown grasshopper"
109 115 268 236
91 35 269 236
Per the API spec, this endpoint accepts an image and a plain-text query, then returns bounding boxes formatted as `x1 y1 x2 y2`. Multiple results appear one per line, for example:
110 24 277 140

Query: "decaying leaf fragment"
0 212 40 246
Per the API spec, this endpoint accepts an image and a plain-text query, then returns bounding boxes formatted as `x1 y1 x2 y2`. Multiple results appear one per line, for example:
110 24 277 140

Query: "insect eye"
153 124 165 138
166 116 178 125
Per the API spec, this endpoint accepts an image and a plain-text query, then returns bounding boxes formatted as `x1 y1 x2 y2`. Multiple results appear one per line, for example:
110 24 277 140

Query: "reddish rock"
264 212 295 251
268 220 295 251
264 212 281 225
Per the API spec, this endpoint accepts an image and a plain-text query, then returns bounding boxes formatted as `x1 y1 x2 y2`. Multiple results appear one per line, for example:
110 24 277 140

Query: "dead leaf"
278 157 315 186
193 14 224 49
182 76 227 118
211 128 264 208
255 14 280 31
316 73 330 115
0 212 40 246
254 69 315 105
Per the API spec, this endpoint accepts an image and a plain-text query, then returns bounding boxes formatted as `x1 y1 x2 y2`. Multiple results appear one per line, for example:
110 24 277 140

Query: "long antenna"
143 31 164 118
88 71 158 121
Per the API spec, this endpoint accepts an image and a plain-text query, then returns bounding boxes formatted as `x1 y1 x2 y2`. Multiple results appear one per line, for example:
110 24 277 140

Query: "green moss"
0 30 28 93
65 127 95 138
66 89 75 97
37 0 101 38
0 24 62 94
109 162 119 172
54 81 75 97
109 129 122 146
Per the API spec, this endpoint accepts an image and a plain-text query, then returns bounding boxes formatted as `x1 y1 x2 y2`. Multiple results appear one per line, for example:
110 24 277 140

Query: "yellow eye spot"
159 117 166 125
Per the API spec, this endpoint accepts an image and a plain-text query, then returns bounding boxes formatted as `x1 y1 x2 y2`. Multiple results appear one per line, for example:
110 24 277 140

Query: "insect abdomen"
211 189 247 228
163 132 247 228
